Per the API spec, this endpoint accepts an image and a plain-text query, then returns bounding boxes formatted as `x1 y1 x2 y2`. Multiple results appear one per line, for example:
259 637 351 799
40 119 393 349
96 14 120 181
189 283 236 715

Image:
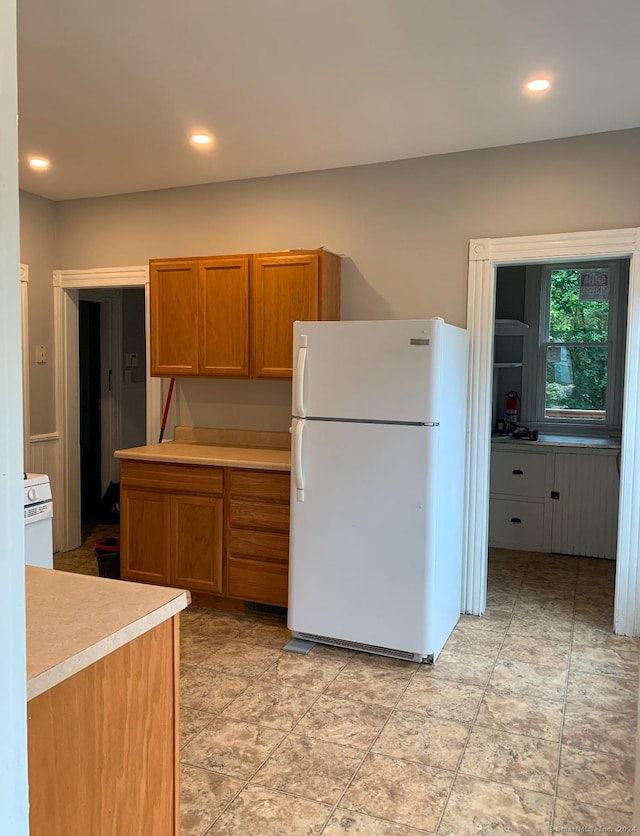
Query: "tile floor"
55 543 639 834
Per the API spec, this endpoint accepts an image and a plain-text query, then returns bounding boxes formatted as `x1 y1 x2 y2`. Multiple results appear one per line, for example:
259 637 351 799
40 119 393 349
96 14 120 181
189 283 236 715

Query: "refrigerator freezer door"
288 419 438 657
292 319 454 423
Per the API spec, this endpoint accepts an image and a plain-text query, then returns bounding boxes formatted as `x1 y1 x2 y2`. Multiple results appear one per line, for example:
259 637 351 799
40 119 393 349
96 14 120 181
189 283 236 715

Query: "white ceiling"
17 0 640 201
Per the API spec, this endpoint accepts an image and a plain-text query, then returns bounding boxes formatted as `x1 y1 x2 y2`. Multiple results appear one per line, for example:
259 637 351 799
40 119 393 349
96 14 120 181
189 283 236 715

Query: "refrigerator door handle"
293 419 305 501
293 335 308 417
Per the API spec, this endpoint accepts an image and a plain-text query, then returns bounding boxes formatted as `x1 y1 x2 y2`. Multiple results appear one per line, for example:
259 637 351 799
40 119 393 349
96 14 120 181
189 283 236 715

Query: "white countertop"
26 567 189 701
491 433 621 450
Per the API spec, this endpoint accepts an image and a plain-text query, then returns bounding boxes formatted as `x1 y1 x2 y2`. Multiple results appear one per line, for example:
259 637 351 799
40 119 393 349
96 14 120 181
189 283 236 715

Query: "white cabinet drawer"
490 451 547 498
489 498 547 549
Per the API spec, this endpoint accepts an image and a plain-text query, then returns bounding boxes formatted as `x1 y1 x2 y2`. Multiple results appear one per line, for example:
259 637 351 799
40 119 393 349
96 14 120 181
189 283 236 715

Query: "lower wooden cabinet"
120 460 290 606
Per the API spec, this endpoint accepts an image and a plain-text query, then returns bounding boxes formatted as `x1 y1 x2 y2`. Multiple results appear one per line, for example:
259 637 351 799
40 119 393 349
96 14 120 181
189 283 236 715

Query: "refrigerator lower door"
288 418 438 659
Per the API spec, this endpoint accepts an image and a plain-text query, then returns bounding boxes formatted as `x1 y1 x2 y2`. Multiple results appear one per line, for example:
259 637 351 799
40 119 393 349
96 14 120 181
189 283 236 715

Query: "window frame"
522 259 627 432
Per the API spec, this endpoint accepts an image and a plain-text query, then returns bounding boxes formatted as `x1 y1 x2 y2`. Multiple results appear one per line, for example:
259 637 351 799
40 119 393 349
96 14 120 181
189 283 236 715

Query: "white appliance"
24 473 54 569
288 318 468 663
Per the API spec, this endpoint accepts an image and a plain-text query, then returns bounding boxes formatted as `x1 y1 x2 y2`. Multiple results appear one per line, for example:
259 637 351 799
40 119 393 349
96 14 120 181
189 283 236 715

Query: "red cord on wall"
158 377 176 443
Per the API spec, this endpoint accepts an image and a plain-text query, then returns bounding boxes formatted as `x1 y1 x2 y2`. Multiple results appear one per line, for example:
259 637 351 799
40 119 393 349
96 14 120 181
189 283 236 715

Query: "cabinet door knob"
512 469 523 475
510 517 522 524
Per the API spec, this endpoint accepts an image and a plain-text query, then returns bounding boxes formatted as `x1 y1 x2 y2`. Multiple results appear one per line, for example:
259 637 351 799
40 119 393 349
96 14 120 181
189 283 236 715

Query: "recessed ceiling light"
28 157 50 170
526 78 551 92
190 133 212 145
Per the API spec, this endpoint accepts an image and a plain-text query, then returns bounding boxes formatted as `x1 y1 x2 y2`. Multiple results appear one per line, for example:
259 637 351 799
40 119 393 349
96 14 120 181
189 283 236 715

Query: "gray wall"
19 190 57 435
20 127 640 435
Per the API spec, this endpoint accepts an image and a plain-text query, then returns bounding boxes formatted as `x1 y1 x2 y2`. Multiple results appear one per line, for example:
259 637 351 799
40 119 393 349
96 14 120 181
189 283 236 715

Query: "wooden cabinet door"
150 260 199 376
171 494 223 593
251 253 319 378
199 257 250 377
120 487 171 585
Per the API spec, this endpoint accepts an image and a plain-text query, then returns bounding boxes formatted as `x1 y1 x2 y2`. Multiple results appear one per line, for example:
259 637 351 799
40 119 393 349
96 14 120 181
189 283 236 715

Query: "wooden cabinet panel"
252 253 320 378
120 488 170 585
229 499 290 533
121 459 223 495
229 468 290 501
228 529 289 562
151 260 199 375
200 257 250 377
28 620 177 836
171 494 223 593
228 558 288 607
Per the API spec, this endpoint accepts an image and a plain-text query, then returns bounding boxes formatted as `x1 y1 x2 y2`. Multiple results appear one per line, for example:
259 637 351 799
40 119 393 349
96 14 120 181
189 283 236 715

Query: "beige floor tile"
489 659 567 702
553 798 633 832
372 709 469 771
324 663 415 708
180 632 224 666
422 650 495 687
181 716 285 780
247 621 292 650
562 703 637 758
307 643 359 662
180 706 216 748
187 613 253 642
323 809 423 835
557 744 635 813
207 785 330 835
507 616 573 643
572 622 640 650
566 669 638 714
180 764 243 836
253 734 364 804
204 641 281 678
260 652 346 691
443 625 504 659
459 726 559 794
438 774 553 836
341 752 453 832
398 676 483 724
498 633 570 670
476 688 563 741
513 598 574 620
457 609 512 632
222 681 318 731
485 590 518 610
570 644 639 679
295 695 391 749
180 665 251 714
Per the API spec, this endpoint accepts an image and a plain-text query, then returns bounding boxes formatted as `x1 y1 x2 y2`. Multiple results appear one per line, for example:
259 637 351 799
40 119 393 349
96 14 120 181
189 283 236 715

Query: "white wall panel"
28 433 61 552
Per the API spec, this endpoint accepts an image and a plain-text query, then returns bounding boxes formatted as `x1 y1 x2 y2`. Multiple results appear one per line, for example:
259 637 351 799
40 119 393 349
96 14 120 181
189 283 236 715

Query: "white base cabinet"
489 444 620 559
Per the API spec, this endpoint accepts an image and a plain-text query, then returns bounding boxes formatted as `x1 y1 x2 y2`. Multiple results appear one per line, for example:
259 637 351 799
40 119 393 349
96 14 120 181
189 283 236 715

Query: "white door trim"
20 264 29 465
463 227 640 636
53 265 160 551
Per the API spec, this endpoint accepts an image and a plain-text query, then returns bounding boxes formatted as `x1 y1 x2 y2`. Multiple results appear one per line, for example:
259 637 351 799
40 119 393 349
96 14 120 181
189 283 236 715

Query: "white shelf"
493 362 523 369
494 319 529 336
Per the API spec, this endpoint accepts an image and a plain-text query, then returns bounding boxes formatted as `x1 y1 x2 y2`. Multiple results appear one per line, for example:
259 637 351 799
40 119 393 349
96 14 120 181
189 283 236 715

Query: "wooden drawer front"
489 498 546 548
228 558 288 606
229 529 289 562
229 499 290 533
490 451 547 498
121 460 223 495
229 469 290 502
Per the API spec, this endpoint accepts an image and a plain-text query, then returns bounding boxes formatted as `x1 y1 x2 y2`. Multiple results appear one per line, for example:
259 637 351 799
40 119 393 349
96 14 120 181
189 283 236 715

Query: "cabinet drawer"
228 529 289 562
490 451 547 498
228 558 288 606
229 469 290 502
229 499 289 533
489 498 546 548
121 460 223 495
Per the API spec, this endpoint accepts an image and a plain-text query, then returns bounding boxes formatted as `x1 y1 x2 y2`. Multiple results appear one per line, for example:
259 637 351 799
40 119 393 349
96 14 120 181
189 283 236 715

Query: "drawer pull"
510 517 522 524
512 469 523 475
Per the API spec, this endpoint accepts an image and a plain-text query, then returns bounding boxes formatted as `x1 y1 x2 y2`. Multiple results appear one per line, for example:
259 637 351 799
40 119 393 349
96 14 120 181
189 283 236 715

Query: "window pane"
549 269 609 343
545 345 607 419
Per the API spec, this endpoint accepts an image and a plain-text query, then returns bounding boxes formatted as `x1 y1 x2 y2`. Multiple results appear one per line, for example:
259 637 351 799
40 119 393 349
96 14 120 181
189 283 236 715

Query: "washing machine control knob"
27 487 37 502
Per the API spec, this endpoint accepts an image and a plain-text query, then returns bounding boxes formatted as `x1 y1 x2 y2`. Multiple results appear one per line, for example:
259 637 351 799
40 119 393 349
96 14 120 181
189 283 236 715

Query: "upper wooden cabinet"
150 249 340 379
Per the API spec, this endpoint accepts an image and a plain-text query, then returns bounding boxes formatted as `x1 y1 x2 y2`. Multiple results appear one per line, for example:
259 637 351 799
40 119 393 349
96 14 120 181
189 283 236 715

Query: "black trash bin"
95 537 120 579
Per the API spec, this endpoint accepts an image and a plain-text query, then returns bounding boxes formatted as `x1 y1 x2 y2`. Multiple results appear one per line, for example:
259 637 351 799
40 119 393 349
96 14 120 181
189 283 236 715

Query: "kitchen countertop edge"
115 441 291 471
27 568 189 702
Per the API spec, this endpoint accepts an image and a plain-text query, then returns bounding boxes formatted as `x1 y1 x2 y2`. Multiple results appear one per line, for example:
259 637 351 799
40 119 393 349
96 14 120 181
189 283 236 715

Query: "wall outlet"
125 353 139 367
36 345 46 364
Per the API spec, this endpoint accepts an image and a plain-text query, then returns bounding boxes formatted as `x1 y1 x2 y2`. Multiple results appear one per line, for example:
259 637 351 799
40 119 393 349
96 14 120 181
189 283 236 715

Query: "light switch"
36 345 46 364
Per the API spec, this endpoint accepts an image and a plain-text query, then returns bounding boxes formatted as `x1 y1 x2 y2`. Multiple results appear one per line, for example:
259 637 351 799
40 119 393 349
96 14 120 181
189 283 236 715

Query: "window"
525 259 628 429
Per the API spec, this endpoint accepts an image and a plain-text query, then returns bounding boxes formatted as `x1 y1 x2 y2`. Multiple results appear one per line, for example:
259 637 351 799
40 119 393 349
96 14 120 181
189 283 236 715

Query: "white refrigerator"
288 318 469 663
